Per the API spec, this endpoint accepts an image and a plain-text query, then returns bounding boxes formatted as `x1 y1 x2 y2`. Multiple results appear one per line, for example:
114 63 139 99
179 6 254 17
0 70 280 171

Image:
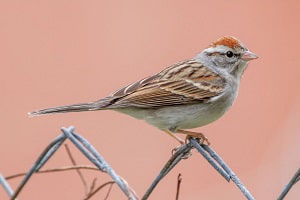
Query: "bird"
29 36 258 145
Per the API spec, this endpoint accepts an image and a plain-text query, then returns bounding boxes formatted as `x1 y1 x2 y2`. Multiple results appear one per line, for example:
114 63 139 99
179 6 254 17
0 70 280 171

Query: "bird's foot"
177 129 210 145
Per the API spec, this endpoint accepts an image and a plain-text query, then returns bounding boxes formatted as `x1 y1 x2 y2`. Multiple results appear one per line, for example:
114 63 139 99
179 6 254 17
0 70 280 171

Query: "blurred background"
1 1 299 199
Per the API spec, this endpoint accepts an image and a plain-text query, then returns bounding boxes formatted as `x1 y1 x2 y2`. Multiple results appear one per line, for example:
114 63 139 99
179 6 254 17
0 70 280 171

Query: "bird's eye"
226 51 234 58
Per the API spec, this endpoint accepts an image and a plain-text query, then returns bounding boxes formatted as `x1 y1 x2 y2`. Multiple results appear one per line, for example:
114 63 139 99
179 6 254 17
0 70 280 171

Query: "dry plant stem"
5 165 99 180
0 174 14 197
89 178 98 196
190 139 255 200
10 132 68 200
278 168 300 200
64 144 89 196
64 143 113 199
83 181 115 200
104 181 115 200
61 127 139 200
142 143 193 200
176 174 182 200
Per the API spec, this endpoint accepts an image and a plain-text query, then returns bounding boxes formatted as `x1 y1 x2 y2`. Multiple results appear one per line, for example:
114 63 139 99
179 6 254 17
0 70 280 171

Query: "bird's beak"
241 51 258 61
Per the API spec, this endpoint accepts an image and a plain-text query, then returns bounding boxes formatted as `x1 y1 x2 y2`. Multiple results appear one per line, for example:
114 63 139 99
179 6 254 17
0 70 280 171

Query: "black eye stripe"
207 52 241 57
218 52 241 57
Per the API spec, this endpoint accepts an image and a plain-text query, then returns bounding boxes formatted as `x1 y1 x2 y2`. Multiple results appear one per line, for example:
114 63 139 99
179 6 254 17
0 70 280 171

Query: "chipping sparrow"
29 36 258 144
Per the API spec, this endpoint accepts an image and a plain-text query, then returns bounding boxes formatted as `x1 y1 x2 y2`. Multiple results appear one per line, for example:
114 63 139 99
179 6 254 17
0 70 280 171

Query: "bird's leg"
177 129 210 145
164 130 185 145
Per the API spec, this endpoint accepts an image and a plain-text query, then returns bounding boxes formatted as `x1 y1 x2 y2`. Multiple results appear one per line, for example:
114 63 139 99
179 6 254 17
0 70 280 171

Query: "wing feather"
106 59 226 108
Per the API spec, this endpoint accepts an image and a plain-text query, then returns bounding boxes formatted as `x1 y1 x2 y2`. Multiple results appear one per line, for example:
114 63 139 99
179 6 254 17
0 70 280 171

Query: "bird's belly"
115 94 236 131
147 102 230 130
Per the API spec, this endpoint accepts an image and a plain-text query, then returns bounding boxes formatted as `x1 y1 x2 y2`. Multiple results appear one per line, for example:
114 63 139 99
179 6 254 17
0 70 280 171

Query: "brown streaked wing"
112 87 200 107
111 73 160 97
107 58 226 108
109 59 193 98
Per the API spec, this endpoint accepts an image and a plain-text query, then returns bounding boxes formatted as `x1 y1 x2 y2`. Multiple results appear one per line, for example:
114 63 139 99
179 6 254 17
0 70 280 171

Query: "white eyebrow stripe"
205 45 230 54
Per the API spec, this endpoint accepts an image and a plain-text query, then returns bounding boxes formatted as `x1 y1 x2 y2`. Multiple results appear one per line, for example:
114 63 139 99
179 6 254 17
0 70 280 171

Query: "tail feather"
28 97 113 117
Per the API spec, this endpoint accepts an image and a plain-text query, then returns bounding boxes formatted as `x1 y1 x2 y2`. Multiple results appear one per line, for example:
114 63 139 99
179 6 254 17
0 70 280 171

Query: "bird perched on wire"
29 36 258 145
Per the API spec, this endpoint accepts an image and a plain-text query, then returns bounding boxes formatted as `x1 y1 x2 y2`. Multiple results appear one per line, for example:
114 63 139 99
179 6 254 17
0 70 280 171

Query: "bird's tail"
28 97 113 117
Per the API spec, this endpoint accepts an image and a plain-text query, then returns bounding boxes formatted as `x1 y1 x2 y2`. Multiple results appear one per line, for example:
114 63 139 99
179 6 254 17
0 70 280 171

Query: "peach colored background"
1 1 299 199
